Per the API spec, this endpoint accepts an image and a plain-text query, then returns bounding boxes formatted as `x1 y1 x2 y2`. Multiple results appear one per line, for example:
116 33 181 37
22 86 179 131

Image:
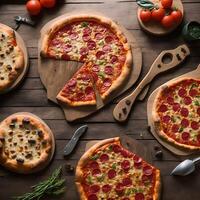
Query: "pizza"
0 113 54 173
40 14 132 106
76 137 160 200
152 77 200 151
0 24 24 92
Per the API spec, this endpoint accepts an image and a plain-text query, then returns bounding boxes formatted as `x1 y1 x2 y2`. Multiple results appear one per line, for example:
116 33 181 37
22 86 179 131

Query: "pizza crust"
40 14 132 106
0 24 24 92
0 114 53 173
75 137 161 200
152 77 200 151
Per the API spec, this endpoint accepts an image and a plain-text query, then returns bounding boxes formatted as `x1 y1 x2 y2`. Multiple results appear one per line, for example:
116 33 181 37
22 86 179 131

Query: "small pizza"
152 77 200 151
40 14 132 106
0 113 54 173
76 137 160 200
57 62 97 106
0 24 24 91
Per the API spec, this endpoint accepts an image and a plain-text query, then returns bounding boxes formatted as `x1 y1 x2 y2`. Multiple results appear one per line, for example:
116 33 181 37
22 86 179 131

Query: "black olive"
28 139 36 145
16 158 24 163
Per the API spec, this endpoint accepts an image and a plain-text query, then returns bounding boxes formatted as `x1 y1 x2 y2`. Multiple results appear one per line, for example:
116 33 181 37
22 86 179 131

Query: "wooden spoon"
113 44 190 122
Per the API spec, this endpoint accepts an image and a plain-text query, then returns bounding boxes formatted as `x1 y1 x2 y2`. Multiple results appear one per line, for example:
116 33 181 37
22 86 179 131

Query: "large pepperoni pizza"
152 77 200 151
40 14 132 106
76 137 161 200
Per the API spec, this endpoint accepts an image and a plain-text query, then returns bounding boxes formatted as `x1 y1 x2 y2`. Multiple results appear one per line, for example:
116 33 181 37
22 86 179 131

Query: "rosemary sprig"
13 166 65 200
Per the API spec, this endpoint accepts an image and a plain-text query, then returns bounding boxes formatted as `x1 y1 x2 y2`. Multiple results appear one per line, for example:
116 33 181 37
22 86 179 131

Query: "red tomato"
161 15 174 28
152 8 165 21
140 10 152 22
26 0 42 15
161 0 173 8
171 10 183 24
40 0 56 8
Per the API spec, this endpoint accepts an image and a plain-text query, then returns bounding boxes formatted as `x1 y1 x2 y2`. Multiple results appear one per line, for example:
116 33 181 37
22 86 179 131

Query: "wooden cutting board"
0 23 29 95
137 0 184 35
147 64 200 156
0 112 55 174
85 136 152 164
38 12 142 122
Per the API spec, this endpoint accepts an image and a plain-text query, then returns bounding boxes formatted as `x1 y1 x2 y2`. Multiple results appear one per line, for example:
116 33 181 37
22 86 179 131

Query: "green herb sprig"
136 0 155 10
13 166 65 200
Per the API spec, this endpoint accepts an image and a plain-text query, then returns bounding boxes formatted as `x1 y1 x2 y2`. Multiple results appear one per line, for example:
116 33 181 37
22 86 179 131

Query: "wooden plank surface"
0 0 200 200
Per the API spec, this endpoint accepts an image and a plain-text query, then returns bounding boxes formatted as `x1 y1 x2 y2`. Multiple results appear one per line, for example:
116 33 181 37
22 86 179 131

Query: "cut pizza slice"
56 62 97 106
76 137 161 200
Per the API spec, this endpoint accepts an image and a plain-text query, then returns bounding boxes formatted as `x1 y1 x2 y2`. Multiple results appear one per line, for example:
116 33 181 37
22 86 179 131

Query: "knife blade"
63 125 88 156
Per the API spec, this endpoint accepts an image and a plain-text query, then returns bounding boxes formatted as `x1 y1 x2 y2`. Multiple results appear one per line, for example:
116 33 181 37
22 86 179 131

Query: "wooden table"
0 0 200 199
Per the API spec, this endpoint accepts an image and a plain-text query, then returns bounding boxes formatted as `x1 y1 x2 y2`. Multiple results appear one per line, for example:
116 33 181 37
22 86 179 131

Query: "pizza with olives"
0 24 24 92
76 137 161 200
0 113 54 173
40 14 132 106
152 77 200 151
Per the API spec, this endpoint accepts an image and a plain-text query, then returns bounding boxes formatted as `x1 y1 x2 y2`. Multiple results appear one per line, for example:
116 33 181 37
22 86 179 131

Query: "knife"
63 125 88 156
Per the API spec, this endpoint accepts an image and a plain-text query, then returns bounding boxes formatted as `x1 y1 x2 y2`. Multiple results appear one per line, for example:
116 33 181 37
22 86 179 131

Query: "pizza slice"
56 63 97 106
76 137 161 200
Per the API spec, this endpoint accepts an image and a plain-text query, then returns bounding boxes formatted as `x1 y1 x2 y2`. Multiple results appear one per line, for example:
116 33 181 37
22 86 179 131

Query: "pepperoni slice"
102 45 111 52
92 168 101 176
100 154 109 162
112 144 121 153
70 32 78 40
133 155 142 164
182 132 190 141
122 177 132 186
197 108 200 116
61 54 70 60
105 36 113 43
173 103 181 112
96 51 105 59
92 65 100 72
95 33 104 40
88 194 98 200
166 96 174 105
103 78 112 87
51 39 60 46
80 47 89 56
143 166 153 176
104 66 113 75
135 193 145 200
191 121 199 130
87 40 96 50
85 87 94 96
76 92 84 100
110 55 118 63
80 55 87 62
90 161 99 170
102 184 112 193
178 88 187 97
115 183 124 194
158 104 168 112
108 169 116 179
121 160 130 170
142 174 150 184
83 27 92 35
68 79 77 87
183 96 192 105
83 34 91 42
63 44 72 53
90 185 100 193
189 89 198 97
181 118 189 128
118 55 126 63
162 115 171 123
180 107 189 117
120 149 131 158
81 74 91 81
171 124 179 133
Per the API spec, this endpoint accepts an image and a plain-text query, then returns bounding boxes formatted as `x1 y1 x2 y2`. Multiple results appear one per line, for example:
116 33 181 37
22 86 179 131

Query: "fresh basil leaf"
136 0 155 10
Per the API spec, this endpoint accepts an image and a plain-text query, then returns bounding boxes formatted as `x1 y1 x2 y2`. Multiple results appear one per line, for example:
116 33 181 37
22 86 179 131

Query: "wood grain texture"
0 0 200 200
